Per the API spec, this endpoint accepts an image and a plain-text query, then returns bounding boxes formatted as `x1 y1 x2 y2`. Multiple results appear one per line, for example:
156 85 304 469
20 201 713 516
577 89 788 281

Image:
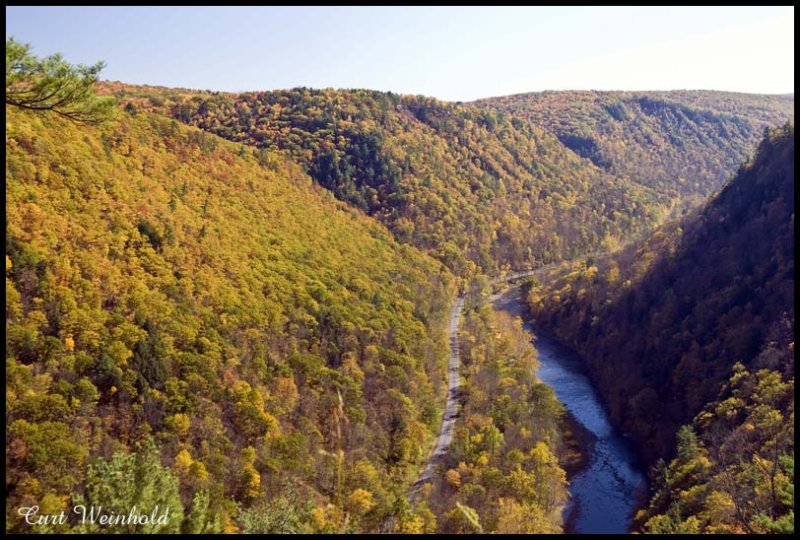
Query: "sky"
5 6 794 101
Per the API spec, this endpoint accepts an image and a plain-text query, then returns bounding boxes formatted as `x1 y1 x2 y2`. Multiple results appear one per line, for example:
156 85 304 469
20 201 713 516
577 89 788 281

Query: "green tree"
238 490 314 534
74 440 185 534
183 490 223 534
6 37 114 123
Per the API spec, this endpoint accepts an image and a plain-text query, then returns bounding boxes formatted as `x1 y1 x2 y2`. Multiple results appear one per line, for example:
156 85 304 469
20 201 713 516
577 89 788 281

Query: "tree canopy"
5 100 453 532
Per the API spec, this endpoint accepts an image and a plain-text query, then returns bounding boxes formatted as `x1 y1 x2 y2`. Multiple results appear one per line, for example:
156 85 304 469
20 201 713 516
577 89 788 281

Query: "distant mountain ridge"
103 84 793 277
476 89 793 202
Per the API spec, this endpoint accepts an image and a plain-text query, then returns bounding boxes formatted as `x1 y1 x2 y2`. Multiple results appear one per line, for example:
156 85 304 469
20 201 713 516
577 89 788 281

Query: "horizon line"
100 79 795 104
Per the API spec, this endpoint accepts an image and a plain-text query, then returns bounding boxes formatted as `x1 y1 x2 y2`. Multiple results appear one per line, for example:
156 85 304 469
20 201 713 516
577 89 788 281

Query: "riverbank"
492 284 647 534
487 283 595 476
560 409 597 533
560 409 596 480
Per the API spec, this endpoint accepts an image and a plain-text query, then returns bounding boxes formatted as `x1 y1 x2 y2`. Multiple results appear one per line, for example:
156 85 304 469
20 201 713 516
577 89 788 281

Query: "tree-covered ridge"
5 105 456 532
104 83 671 276
476 90 793 205
526 124 794 469
422 298 568 533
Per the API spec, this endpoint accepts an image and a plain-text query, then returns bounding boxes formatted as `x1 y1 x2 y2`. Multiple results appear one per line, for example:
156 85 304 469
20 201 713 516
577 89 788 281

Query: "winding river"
493 285 647 534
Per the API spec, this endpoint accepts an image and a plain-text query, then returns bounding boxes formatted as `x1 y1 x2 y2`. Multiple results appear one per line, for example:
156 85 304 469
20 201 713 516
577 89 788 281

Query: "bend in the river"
492 284 647 534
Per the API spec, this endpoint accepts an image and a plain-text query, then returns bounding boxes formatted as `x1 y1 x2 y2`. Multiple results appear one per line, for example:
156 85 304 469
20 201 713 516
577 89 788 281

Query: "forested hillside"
104 84 700 275
5 104 457 532
107 86 792 277
526 124 794 531
477 90 793 204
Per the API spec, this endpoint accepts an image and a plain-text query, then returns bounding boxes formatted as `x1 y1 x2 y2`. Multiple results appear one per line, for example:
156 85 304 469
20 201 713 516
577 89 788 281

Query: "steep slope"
104 84 675 275
477 90 793 204
637 332 793 533
5 106 456 532
526 123 794 466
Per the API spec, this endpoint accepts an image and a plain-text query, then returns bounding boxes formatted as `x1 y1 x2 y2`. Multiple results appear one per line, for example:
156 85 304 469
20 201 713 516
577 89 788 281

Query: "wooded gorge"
5 38 795 535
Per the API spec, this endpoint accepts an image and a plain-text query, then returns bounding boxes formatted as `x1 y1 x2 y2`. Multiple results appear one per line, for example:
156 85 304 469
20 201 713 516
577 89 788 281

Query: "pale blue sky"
5 6 794 101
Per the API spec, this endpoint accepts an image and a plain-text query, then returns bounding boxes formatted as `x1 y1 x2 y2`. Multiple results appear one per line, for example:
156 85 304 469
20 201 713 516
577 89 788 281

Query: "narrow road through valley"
412 294 464 494
409 263 560 501
391 253 641 533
